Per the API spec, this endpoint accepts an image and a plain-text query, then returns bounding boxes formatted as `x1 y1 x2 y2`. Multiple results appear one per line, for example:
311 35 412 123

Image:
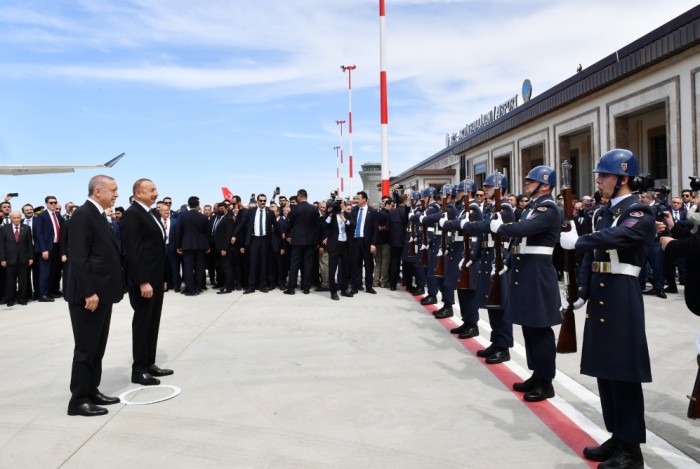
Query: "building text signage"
445 94 519 147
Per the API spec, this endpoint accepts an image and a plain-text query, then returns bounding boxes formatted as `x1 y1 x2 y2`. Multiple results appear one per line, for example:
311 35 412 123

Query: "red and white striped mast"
335 120 346 198
379 0 390 197
340 65 356 198
333 145 341 196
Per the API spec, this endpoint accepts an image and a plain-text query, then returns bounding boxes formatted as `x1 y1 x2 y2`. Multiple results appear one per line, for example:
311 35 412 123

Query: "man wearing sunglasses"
33 195 65 302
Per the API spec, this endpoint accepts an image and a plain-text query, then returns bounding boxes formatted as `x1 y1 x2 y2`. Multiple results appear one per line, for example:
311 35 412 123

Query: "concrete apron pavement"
0 283 697 468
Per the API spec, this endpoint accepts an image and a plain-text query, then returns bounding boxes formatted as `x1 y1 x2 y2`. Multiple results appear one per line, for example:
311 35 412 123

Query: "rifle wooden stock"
485 188 503 309
420 201 429 267
688 354 700 419
434 197 447 278
556 185 578 354
458 193 471 290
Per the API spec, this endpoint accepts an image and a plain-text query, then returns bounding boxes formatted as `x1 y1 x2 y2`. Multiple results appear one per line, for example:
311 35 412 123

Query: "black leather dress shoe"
476 344 497 357
420 295 437 305
513 376 537 392
6 300 15 307
341 290 353 298
434 307 453 319
303 289 310 294
642 289 657 295
217 289 232 294
523 382 554 402
38 296 55 302
583 438 619 462
18 300 27 305
598 446 643 469
284 289 295 295
450 323 468 334
411 287 425 296
184 291 197 296
316 286 329 292
656 291 667 299
390 286 396 291
350 288 358 295
485 349 510 364
68 402 108 416
331 293 340 301
664 287 678 293
148 365 174 376
365 287 377 294
91 392 120 405
260 287 269 293
458 325 479 339
131 372 160 386
243 288 255 294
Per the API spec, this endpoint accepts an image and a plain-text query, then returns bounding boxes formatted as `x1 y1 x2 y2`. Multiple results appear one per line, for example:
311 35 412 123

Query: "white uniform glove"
490 263 508 277
489 212 503 233
460 218 469 229
460 259 473 268
688 205 700 234
439 217 447 228
559 225 579 250
559 293 586 312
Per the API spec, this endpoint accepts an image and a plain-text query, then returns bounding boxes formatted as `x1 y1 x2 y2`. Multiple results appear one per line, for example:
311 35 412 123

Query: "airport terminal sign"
445 95 519 146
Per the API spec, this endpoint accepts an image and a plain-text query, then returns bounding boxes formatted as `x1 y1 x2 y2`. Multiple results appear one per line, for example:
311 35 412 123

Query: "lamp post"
335 120 346 198
340 64 356 197
379 0 389 197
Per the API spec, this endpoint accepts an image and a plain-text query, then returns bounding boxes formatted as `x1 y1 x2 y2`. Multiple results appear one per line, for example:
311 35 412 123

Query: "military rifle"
420 200 429 267
485 172 503 309
407 204 417 258
557 160 577 354
434 189 448 278
689 354 700 419
458 188 472 289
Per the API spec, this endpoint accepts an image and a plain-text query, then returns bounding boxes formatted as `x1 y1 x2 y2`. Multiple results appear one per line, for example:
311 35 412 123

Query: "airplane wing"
0 153 125 175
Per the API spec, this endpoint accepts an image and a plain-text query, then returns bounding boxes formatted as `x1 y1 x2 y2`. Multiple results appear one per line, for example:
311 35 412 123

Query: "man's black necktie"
259 209 264 236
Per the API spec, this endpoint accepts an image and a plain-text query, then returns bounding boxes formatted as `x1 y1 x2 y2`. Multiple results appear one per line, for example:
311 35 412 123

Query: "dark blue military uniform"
409 205 427 290
436 201 459 305
464 202 515 349
576 195 654 444
497 194 561 381
421 201 442 297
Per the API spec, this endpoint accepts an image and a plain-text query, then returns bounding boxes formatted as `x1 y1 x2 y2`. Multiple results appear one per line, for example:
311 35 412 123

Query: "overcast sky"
0 0 697 211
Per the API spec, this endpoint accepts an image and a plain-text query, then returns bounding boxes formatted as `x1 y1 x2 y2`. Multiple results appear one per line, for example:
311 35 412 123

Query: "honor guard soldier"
418 187 441 305
432 185 459 317
403 191 423 294
409 190 428 296
560 149 653 469
490 166 561 401
440 179 482 334
461 173 514 361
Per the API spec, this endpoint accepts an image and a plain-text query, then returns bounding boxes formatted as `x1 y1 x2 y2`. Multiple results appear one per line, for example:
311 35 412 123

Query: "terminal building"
389 5 700 198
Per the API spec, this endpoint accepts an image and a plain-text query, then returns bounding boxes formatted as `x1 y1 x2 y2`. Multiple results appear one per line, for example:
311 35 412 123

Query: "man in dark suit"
176 196 210 295
159 204 181 292
664 196 690 292
22 204 40 301
213 201 235 294
284 189 319 294
33 195 65 302
64 175 123 416
388 195 409 290
322 200 354 300
242 194 277 293
350 191 379 294
0 211 34 306
121 178 172 386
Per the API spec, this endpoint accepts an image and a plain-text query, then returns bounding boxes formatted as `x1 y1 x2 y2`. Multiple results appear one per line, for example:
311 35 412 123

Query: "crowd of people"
1 150 699 468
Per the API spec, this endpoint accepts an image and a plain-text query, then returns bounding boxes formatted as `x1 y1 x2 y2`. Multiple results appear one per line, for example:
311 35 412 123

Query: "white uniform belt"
435 229 442 235
591 261 641 277
426 228 435 233
511 245 553 255
454 235 464 241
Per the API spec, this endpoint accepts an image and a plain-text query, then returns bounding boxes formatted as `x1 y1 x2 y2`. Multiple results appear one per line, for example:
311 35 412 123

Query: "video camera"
689 176 700 192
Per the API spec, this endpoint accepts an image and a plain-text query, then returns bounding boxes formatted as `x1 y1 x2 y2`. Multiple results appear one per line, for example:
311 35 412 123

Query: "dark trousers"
426 238 440 295
521 326 556 380
598 378 646 444
288 244 314 289
487 308 513 348
329 242 350 292
69 302 112 405
206 249 219 285
182 250 205 292
388 245 403 288
165 250 182 290
351 237 375 289
128 286 164 373
5 261 29 302
39 243 62 296
218 251 235 290
248 237 269 288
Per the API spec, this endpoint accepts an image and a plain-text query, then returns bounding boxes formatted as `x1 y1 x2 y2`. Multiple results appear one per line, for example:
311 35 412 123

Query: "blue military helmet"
441 184 455 197
422 187 437 198
593 149 639 177
457 178 477 194
484 172 508 190
525 165 556 187
411 190 422 200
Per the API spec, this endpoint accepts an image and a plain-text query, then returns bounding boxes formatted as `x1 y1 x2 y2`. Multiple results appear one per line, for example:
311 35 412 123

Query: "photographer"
639 191 667 298
323 199 354 300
